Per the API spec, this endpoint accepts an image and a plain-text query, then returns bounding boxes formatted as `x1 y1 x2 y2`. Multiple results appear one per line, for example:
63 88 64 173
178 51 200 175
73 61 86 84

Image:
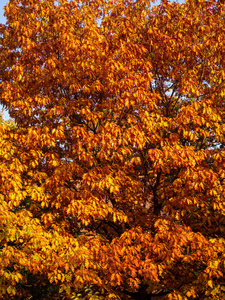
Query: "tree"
0 0 225 299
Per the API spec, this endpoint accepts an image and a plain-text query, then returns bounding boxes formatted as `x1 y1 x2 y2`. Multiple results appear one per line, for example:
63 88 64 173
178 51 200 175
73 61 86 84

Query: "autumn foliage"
0 0 225 299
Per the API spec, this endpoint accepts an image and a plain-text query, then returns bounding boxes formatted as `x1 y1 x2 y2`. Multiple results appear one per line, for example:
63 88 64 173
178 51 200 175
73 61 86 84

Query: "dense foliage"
0 0 225 299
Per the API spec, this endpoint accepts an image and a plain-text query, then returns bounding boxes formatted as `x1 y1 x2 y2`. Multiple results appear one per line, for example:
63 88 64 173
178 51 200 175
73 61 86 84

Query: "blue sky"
0 0 7 24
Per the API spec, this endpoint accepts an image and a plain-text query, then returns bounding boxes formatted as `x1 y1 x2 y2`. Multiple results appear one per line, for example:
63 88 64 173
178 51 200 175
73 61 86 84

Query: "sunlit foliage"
0 0 225 299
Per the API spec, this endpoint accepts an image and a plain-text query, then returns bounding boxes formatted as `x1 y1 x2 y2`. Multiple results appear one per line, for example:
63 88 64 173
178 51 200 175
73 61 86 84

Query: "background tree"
0 0 225 299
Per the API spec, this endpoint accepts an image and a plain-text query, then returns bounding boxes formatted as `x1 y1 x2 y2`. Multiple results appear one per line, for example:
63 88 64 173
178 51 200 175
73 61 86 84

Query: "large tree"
0 0 225 299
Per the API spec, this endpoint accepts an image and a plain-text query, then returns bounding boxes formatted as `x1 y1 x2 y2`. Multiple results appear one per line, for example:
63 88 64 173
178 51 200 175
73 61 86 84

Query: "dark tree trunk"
123 284 172 300
123 284 152 300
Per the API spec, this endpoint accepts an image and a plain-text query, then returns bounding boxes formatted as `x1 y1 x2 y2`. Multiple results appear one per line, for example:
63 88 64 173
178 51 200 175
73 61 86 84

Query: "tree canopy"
0 0 225 299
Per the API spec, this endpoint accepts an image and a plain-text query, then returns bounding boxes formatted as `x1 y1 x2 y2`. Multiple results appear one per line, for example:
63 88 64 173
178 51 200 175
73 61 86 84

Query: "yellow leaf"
208 280 213 288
